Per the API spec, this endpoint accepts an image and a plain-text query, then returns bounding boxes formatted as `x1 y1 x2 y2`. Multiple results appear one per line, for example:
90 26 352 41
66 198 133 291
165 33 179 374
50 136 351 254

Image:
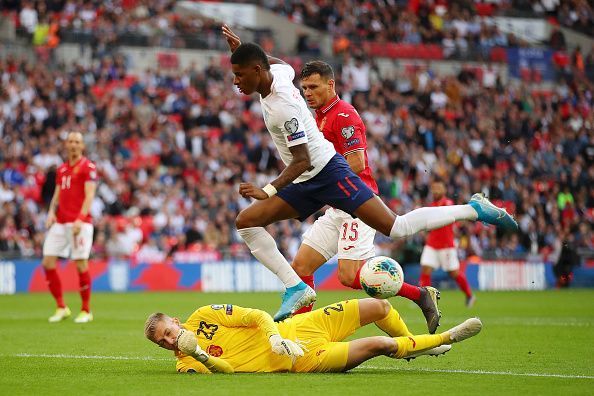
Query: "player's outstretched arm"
238 307 305 363
221 24 287 65
239 143 311 200
176 329 234 373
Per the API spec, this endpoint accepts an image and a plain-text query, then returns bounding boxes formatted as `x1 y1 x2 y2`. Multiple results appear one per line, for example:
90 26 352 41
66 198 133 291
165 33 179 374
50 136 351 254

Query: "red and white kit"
43 157 97 260
303 96 379 260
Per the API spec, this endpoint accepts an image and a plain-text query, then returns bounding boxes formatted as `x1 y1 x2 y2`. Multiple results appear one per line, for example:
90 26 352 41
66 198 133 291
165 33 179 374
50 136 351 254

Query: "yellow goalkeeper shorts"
288 299 360 373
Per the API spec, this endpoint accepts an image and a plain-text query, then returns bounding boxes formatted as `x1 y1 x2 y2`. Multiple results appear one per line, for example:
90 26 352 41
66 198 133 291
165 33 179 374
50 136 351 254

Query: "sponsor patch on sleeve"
225 304 233 315
344 138 361 148
287 131 306 141
210 304 224 310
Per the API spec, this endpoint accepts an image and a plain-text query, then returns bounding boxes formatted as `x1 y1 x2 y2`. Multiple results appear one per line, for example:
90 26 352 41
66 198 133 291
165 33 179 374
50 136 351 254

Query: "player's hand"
45 212 56 229
239 183 269 200
269 334 305 364
222 24 241 52
72 219 83 236
176 329 209 362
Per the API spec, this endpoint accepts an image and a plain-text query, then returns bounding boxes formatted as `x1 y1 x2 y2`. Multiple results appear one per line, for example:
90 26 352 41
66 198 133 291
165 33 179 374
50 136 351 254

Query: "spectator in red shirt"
420 181 475 307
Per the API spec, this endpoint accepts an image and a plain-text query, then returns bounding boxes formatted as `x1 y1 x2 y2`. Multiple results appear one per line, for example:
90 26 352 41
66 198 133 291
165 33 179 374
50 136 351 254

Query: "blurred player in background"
144 297 483 374
292 60 441 333
222 25 516 322
420 181 475 307
42 132 97 323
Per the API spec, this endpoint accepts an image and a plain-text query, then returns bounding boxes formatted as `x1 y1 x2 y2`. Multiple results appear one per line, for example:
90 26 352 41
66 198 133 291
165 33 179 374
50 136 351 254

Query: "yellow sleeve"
186 304 279 339
176 354 211 374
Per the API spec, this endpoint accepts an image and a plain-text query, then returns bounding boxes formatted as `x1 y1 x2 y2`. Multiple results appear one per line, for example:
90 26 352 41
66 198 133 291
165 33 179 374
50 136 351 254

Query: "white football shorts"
420 246 460 272
43 222 94 260
303 208 376 261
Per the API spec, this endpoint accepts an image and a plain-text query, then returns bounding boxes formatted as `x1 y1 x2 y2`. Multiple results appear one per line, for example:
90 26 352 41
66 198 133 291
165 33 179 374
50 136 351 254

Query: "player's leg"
419 245 437 287
236 196 304 289
352 195 480 238
360 298 447 358
438 246 474 306
42 223 71 322
236 193 321 321
326 157 516 236
292 209 340 314
291 245 326 315
71 223 94 323
341 315 484 371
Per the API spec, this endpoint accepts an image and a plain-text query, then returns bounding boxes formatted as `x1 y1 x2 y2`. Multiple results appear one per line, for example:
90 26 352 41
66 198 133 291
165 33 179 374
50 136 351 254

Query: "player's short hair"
230 43 270 70
144 312 167 342
300 60 335 81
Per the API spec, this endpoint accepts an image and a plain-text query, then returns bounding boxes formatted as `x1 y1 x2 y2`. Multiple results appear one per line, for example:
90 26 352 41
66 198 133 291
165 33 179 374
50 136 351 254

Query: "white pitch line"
7 353 594 380
11 353 172 362
359 365 594 380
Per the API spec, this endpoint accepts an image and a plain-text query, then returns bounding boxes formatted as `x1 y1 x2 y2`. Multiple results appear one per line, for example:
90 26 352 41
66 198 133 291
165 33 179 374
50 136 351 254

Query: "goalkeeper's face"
153 316 182 351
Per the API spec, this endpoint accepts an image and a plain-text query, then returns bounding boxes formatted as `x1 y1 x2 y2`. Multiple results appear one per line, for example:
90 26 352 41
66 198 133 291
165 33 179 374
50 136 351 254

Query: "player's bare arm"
45 187 60 229
73 181 96 235
239 143 312 200
344 150 366 174
222 24 287 65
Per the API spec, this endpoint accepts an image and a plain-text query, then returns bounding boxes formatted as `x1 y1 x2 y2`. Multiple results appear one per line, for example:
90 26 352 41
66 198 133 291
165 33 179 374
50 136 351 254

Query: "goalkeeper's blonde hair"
144 312 168 342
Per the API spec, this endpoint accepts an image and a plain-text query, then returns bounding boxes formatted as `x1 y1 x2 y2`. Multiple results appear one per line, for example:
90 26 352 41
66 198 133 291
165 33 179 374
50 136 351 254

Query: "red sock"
350 266 362 289
397 282 422 301
419 273 432 287
44 268 65 308
294 275 315 315
78 271 92 313
455 273 472 298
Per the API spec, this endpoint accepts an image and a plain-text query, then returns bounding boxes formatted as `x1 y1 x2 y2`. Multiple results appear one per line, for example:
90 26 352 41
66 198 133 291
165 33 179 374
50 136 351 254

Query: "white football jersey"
260 64 336 183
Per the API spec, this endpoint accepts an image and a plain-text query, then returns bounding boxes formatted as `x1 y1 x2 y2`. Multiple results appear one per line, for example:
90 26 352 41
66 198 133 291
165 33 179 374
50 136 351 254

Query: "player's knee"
235 209 260 229
338 269 356 287
376 299 391 318
41 256 57 269
292 258 311 277
364 298 391 320
369 336 395 355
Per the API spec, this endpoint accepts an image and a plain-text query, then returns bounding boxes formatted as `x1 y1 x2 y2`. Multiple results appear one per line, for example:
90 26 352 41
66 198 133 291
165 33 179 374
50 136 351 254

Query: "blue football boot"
273 282 317 322
468 193 518 231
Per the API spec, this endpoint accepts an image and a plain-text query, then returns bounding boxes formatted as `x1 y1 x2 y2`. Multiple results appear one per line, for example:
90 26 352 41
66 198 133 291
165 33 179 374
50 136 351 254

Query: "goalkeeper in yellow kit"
144 298 482 374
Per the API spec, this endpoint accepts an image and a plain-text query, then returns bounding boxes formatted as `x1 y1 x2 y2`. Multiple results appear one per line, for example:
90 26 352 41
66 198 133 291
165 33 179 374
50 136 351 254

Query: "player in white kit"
222 25 518 322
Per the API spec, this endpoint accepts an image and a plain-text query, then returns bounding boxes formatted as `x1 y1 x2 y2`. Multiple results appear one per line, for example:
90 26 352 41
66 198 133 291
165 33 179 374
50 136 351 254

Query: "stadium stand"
0 1 592 269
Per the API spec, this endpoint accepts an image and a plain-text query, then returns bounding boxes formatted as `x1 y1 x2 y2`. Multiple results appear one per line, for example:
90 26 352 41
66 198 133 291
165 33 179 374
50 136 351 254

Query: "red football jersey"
425 197 456 249
315 96 379 194
55 156 97 224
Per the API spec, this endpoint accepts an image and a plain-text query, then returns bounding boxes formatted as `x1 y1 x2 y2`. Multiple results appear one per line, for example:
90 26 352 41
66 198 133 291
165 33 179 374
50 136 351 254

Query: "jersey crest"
206 345 224 357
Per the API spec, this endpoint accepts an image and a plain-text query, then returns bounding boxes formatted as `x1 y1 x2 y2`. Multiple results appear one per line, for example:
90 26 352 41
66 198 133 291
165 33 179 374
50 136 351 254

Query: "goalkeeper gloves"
176 329 234 373
269 334 305 364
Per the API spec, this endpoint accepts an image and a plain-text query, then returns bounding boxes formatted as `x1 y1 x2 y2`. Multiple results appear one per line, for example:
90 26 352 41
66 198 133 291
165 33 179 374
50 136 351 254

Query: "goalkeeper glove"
269 334 305 364
176 329 234 373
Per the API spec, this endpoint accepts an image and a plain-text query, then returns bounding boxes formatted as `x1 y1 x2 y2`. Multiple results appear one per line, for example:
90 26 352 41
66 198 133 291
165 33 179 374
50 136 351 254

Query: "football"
359 256 404 299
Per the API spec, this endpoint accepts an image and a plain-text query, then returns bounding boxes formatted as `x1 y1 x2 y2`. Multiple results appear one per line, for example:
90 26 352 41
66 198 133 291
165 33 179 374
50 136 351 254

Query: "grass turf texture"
0 290 593 395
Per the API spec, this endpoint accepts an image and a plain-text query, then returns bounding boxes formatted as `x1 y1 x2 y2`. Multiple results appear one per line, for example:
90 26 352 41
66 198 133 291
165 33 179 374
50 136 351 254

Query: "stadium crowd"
0 44 592 265
3 0 226 52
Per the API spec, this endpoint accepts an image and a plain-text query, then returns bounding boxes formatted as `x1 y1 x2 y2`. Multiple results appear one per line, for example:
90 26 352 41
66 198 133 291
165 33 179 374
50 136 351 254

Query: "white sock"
237 227 302 288
390 205 477 239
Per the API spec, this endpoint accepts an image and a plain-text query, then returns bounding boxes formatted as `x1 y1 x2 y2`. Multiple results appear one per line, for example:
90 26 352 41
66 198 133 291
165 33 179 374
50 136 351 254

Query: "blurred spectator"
553 231 580 287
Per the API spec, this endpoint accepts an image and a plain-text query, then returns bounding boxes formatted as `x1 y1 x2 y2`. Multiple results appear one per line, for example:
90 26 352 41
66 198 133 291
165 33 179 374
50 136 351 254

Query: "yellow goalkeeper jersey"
175 304 293 373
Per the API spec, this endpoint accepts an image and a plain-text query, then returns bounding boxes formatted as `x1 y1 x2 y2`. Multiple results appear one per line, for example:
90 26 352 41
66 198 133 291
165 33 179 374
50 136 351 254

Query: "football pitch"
1 289 593 395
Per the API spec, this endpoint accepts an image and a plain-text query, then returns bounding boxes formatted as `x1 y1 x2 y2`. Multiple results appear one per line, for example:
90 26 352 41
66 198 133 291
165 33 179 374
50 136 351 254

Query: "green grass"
1 290 593 395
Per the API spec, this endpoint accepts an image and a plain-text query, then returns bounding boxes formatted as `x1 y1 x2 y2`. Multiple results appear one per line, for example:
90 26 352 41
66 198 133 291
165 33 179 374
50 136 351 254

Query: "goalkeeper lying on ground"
144 298 482 373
